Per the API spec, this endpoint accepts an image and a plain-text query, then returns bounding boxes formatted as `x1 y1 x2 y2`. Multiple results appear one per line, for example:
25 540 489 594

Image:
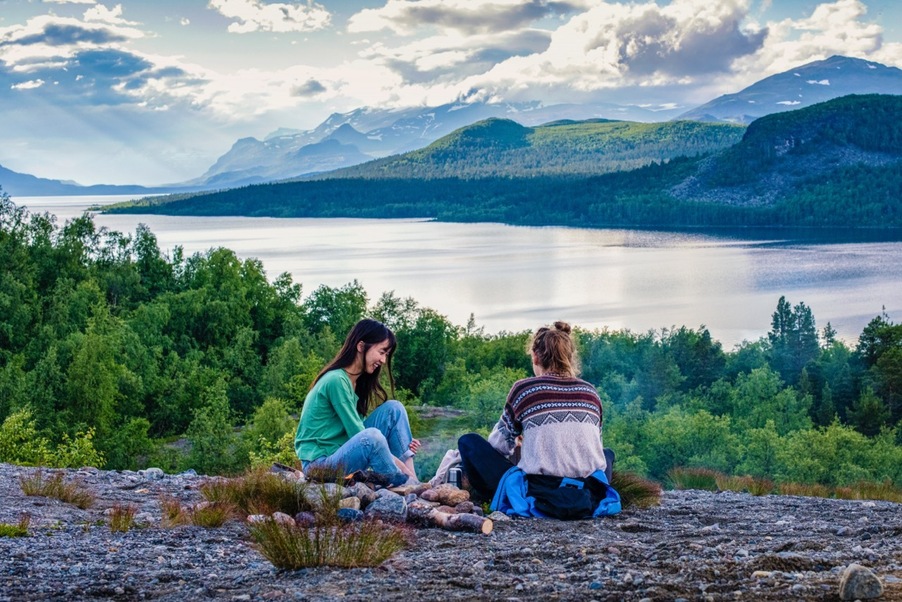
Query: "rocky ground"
0 462 900 601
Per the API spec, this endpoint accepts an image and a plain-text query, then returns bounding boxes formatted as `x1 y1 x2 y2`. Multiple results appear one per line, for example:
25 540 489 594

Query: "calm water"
14 195 902 349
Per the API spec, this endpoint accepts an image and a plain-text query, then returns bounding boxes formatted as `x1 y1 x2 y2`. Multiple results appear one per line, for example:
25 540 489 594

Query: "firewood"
405 501 492 535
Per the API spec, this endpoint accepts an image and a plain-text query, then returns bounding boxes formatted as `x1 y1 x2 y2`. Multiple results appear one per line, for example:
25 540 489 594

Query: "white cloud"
11 79 46 90
208 0 331 34
348 0 592 35
43 0 97 4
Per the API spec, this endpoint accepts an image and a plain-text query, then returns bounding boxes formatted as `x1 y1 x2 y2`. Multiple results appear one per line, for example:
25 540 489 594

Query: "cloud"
11 79 45 89
42 0 97 4
208 0 331 34
291 78 326 96
348 0 592 35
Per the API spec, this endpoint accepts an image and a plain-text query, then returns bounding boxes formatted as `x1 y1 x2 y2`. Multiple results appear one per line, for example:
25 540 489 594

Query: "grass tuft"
159 494 188 527
611 471 663 508
108 503 138 532
667 467 721 491
200 466 312 517
249 518 411 569
19 471 95 509
0 515 30 538
188 501 237 528
840 480 902 503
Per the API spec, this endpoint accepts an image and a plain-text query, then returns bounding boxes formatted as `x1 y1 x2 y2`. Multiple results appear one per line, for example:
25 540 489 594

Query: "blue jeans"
303 400 414 478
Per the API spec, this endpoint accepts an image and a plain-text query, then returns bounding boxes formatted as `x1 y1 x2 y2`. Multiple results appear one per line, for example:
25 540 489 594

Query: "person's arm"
324 372 366 438
487 390 521 458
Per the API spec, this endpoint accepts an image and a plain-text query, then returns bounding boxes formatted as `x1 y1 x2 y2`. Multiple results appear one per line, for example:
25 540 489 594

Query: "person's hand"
408 438 421 454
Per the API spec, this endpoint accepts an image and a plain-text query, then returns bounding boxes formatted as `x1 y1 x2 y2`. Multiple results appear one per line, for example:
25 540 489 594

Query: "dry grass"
840 480 902 503
19 471 95 509
667 467 721 491
108 503 138 532
0 515 30 538
611 471 663 508
777 482 832 498
248 518 411 569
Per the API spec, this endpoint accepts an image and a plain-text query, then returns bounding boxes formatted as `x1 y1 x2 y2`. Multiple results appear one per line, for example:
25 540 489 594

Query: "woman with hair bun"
294 318 420 487
458 322 616 517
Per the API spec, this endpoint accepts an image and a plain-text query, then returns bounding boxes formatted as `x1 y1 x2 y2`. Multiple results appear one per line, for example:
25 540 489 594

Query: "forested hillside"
107 95 902 229
3 192 901 489
314 118 745 179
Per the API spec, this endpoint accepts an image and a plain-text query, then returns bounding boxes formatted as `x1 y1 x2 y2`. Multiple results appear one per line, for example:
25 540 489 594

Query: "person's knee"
458 432 481 454
381 399 406 416
359 428 390 452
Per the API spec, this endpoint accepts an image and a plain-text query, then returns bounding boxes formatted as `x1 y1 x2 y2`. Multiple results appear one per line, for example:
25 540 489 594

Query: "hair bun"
552 321 571 334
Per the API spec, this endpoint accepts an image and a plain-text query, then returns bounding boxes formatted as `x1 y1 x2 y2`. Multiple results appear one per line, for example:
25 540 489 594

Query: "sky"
1 0 901 186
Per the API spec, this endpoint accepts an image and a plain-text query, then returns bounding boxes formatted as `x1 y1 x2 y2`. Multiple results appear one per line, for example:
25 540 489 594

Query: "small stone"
337 508 363 523
454 501 475 514
271 512 295 526
364 493 407 522
752 571 773 579
339 496 361 510
736 548 749 558
293 512 316 527
487 511 511 522
588 582 602 590
346 483 377 507
838 564 883 600
139 467 165 480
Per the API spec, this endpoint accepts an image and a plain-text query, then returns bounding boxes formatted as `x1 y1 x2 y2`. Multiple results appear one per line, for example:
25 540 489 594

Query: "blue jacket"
491 467 622 518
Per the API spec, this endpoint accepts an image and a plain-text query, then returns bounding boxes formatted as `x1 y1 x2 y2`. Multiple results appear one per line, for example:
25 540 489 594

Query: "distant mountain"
679 55 902 123
671 93 902 207
106 95 902 230
309 117 745 180
0 164 190 198
192 100 684 188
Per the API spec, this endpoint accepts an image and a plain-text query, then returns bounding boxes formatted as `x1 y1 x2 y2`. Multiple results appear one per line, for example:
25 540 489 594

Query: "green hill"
315 117 745 179
105 95 902 229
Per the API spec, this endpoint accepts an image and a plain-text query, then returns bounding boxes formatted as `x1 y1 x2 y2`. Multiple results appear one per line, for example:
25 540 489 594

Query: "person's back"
490 373 606 478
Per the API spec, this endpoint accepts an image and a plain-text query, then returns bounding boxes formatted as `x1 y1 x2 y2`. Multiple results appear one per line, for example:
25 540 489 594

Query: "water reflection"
12 195 902 349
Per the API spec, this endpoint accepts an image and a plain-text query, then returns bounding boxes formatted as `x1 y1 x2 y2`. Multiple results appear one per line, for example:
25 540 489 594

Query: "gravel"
1 462 900 601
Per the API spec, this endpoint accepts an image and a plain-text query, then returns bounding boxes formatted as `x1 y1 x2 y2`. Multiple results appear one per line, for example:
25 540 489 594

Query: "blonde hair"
529 321 579 377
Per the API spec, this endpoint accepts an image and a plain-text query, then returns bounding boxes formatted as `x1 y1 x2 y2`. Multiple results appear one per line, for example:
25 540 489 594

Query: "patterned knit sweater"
487 374 606 478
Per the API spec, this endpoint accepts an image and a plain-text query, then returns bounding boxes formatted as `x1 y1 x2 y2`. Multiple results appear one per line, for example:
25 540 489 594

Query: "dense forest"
107 95 902 230
3 191 901 488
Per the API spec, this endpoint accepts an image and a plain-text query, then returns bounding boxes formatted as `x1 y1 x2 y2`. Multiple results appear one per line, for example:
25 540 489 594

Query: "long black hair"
312 318 397 416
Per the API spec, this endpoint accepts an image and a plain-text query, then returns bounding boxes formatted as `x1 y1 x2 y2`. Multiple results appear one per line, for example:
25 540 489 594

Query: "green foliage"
0 408 52 465
52 427 105 469
186 380 243 475
0 515 30 538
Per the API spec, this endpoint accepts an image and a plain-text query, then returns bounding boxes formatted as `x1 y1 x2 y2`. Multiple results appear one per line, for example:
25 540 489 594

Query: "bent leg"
306 428 404 481
458 433 514 502
364 400 415 461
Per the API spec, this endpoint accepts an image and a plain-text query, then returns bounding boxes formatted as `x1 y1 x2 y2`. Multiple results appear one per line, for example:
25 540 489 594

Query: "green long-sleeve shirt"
294 369 365 462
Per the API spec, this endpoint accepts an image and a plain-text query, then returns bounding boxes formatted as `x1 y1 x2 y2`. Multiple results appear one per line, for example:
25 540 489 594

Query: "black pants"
458 433 616 502
457 433 514 502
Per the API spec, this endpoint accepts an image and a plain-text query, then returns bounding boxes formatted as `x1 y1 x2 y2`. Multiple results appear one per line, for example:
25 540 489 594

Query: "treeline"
108 155 902 229
2 192 901 485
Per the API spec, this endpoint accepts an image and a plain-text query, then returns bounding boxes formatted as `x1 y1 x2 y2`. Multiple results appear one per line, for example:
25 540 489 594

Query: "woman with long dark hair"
294 318 420 485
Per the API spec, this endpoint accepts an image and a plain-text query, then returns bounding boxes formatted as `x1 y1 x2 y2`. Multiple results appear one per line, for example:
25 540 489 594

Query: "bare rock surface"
1 463 901 601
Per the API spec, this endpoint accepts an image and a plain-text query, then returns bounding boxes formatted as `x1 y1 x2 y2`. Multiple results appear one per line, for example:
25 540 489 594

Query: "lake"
12 194 902 349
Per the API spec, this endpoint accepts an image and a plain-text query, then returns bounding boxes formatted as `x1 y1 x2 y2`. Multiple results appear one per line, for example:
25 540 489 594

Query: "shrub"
715 474 773 496
52 427 105 469
248 518 411 569
19 471 95 509
108 504 138 532
0 408 51 465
